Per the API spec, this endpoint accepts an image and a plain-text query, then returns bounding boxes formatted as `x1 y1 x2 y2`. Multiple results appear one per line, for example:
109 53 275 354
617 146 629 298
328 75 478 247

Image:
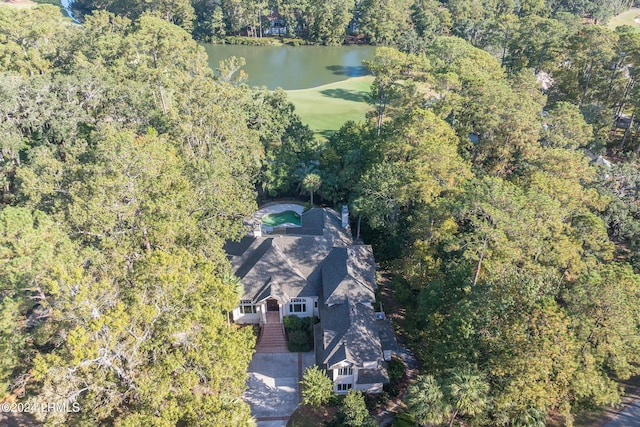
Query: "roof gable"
239 241 306 300
321 300 383 368
322 247 376 306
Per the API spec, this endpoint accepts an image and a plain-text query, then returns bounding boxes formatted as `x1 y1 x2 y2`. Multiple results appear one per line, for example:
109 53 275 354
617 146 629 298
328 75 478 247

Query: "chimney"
341 205 349 229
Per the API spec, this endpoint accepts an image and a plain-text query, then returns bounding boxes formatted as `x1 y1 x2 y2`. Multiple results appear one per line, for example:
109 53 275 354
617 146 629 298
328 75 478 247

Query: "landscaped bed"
284 315 318 352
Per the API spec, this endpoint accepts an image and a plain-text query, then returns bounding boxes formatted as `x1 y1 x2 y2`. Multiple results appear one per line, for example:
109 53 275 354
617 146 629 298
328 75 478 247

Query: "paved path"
604 398 640 427
377 347 419 427
244 352 315 427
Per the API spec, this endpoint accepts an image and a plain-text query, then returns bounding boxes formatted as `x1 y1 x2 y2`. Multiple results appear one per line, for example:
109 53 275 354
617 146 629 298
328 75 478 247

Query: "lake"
202 44 376 90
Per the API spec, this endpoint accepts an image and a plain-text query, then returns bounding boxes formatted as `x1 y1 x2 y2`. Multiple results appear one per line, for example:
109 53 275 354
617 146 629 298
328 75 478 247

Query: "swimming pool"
261 210 302 227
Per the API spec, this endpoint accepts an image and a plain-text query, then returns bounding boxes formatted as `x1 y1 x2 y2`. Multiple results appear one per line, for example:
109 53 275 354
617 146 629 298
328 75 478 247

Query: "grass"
607 8 640 31
286 75 374 141
0 0 61 6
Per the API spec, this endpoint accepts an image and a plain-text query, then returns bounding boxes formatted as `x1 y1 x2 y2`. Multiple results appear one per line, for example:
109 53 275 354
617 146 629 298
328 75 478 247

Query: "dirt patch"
287 404 338 427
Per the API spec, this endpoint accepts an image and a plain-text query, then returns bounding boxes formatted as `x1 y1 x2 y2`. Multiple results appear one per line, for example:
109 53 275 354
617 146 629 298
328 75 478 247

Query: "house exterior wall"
232 300 263 324
232 306 261 324
283 297 316 318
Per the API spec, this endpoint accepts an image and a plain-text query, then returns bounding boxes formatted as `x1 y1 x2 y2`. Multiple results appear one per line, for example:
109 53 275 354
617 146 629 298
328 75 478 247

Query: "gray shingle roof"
322 246 377 306
226 208 354 302
356 368 389 385
377 319 398 353
319 300 383 369
237 240 307 301
223 236 256 257
282 208 351 245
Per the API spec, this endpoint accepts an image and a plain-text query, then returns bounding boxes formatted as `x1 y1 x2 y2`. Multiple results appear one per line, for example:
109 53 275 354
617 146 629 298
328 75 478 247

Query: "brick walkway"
256 312 288 353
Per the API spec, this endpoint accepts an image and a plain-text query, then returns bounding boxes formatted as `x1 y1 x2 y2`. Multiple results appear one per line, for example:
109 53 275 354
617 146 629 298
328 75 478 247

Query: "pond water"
202 44 376 90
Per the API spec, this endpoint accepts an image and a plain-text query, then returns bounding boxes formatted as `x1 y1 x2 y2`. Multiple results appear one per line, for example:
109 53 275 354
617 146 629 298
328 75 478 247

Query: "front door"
266 298 279 312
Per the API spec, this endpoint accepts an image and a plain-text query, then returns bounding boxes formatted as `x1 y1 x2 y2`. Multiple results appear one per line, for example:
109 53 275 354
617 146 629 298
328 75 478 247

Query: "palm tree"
444 368 490 427
302 173 321 207
405 375 450 426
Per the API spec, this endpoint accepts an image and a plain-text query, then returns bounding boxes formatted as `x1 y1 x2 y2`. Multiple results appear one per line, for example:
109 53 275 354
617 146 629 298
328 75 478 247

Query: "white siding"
284 297 315 317
232 307 260 324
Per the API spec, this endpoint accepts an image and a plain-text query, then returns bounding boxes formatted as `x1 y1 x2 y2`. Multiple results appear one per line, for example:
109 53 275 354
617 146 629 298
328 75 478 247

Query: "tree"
0 207 78 399
302 173 322 207
0 8 265 424
339 390 376 427
444 368 489 427
74 0 196 32
363 47 417 135
405 369 489 427
542 102 593 149
564 264 640 380
301 366 334 407
405 375 450 426
358 0 413 45
305 0 353 45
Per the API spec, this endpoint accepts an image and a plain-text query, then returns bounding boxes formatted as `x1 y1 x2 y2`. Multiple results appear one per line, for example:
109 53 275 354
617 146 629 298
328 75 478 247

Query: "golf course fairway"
286 75 374 140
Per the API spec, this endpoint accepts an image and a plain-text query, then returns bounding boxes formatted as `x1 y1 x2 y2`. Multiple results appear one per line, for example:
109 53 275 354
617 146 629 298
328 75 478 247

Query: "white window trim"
239 300 256 314
337 366 353 376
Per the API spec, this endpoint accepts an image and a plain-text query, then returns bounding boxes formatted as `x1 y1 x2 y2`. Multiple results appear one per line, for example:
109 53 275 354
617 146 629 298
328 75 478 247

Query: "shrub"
288 330 310 352
284 315 304 331
364 392 389 411
383 382 400 397
393 281 413 306
284 315 318 352
392 412 415 427
387 357 405 383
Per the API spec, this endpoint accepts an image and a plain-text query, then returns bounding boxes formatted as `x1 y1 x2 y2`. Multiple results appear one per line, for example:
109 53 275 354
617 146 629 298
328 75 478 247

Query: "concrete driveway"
244 352 315 427
604 398 640 427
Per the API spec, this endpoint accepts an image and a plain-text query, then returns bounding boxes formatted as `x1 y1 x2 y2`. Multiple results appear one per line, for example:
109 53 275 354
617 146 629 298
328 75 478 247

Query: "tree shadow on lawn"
319 88 370 103
325 65 370 77
317 129 335 140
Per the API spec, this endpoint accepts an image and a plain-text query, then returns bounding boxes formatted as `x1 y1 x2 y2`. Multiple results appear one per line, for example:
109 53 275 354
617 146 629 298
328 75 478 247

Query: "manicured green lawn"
286 75 374 141
0 0 61 6
608 8 640 30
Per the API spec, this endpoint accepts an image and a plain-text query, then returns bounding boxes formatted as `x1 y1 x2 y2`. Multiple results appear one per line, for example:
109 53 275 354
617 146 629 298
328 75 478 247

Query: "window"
289 298 306 313
314 300 318 308
239 300 256 314
337 384 352 391
337 367 353 376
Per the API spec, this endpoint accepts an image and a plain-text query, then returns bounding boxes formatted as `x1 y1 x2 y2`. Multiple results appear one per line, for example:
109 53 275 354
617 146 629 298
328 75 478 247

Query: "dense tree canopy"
5 1 640 426
71 0 636 45
313 38 640 425
0 6 284 425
